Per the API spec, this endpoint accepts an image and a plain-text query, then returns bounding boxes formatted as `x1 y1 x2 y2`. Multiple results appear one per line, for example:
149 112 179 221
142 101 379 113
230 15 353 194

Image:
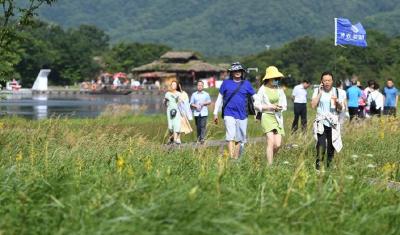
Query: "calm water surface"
0 93 166 119
0 92 294 120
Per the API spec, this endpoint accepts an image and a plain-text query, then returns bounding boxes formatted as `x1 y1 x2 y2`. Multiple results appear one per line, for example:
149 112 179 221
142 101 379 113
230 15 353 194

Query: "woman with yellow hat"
254 66 287 165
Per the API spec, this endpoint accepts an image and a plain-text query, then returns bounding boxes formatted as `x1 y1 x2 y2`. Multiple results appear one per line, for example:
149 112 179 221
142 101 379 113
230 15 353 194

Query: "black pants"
358 106 366 119
292 103 307 132
383 107 396 116
370 108 382 117
195 116 207 141
348 107 359 121
316 125 334 167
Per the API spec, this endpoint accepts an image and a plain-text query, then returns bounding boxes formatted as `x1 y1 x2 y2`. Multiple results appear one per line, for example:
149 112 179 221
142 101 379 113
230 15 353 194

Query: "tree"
14 21 61 85
69 25 110 55
51 25 110 84
103 42 171 73
11 20 110 85
0 0 56 80
329 55 355 81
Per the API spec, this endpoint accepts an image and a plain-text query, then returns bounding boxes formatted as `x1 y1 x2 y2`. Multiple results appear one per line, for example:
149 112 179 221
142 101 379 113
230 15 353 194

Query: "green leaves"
0 0 56 82
1 14 172 86
103 42 171 73
0 41 23 81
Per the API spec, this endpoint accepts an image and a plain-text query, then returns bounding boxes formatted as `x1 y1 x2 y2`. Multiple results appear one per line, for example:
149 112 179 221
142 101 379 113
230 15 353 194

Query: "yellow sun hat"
262 66 284 81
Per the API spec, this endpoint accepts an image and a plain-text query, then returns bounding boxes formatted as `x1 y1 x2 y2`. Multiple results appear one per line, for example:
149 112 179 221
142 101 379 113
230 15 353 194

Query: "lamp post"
247 68 258 73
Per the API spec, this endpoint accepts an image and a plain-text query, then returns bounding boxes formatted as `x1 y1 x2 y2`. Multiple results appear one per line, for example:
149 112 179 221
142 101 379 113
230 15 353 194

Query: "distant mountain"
38 0 400 56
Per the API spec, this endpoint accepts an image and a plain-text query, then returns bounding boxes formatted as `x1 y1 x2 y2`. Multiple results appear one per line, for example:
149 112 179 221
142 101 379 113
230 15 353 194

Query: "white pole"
334 18 338 46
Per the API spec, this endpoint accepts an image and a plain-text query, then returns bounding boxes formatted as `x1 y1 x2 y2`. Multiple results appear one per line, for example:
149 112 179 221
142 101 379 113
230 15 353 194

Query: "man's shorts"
224 116 248 143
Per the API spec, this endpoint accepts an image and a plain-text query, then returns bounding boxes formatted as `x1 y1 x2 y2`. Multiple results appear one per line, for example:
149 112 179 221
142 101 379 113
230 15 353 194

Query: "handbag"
170 109 177 118
247 94 256 116
255 112 262 120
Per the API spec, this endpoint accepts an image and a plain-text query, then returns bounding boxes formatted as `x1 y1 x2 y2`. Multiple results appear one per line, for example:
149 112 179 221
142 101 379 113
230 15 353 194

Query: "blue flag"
335 18 367 47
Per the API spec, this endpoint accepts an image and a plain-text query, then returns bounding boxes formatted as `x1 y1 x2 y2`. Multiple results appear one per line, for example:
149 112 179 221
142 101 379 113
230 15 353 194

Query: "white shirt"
312 88 343 127
364 87 373 94
338 88 347 110
292 84 308 103
113 78 121 87
190 91 211 117
367 90 384 110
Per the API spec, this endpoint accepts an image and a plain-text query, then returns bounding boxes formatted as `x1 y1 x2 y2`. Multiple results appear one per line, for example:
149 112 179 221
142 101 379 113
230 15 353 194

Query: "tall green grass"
0 114 399 234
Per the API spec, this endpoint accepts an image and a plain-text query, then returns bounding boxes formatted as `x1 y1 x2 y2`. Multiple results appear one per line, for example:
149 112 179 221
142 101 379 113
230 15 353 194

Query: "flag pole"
334 18 337 76
334 18 338 46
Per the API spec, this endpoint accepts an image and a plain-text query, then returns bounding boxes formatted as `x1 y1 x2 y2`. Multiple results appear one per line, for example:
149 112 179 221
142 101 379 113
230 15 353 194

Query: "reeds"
0 114 399 234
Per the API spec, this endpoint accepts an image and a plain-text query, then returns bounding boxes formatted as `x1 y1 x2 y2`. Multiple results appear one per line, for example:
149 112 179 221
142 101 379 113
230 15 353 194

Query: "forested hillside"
242 31 400 86
38 0 400 56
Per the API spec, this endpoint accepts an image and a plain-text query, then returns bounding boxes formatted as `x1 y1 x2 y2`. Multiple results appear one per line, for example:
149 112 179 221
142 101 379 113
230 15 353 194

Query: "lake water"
0 92 294 120
0 93 166 119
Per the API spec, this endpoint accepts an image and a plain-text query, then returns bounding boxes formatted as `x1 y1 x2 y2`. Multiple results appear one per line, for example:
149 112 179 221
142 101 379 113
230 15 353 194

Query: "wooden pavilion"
131 51 226 87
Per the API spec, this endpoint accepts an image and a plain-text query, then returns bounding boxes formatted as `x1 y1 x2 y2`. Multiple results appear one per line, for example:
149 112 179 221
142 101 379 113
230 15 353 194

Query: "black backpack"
367 91 378 112
370 99 377 112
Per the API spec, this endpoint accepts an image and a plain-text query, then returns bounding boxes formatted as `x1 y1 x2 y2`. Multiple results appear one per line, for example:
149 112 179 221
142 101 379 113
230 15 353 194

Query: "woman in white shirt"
367 82 384 117
254 66 287 165
311 72 343 170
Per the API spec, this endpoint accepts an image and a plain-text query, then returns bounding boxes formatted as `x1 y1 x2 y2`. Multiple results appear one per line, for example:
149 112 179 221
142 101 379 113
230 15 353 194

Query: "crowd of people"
345 77 398 119
164 62 399 169
81 73 162 91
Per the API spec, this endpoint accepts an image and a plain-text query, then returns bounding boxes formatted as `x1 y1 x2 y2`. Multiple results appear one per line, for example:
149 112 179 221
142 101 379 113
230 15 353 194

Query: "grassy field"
0 112 399 234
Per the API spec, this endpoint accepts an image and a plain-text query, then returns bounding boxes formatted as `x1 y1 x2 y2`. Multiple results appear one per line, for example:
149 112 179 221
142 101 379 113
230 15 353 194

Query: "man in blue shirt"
346 79 362 121
213 62 256 159
383 79 399 116
190 81 211 143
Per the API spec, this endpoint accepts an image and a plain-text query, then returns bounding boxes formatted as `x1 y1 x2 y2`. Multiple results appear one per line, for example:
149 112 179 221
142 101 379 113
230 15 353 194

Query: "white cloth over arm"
312 113 342 152
213 93 223 116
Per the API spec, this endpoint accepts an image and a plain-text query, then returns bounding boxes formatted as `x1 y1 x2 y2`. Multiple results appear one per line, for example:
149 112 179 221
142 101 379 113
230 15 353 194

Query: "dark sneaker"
316 159 321 170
